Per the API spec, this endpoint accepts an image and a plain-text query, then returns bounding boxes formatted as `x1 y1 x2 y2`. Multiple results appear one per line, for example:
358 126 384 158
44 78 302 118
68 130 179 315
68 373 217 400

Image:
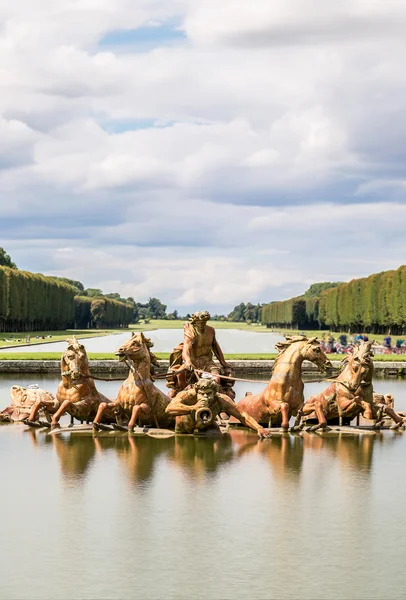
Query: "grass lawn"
130 320 270 332
272 327 405 345
0 328 120 349
1 352 406 362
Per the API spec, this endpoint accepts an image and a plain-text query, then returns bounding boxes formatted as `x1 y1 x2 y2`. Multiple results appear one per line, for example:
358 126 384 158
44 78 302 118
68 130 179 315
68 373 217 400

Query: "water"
0 328 285 354
1 374 406 599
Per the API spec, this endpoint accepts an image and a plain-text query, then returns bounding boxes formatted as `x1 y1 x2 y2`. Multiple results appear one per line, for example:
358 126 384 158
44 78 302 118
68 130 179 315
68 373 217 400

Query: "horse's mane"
273 335 317 370
65 336 85 352
132 333 159 378
143 336 159 367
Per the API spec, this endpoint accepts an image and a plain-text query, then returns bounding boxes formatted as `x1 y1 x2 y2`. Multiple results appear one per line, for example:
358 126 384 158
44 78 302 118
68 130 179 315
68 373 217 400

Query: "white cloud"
0 0 405 312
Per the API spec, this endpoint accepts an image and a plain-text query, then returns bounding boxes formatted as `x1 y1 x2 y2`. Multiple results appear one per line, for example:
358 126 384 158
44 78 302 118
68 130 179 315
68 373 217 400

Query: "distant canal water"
0 328 286 354
1 374 406 600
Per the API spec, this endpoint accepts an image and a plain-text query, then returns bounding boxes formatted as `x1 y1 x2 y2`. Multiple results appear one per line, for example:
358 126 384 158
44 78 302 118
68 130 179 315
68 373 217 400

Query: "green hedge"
0 266 133 332
262 265 406 334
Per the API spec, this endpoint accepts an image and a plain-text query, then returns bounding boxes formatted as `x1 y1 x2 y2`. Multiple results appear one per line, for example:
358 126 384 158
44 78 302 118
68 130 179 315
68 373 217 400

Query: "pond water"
0 328 285 354
1 374 406 600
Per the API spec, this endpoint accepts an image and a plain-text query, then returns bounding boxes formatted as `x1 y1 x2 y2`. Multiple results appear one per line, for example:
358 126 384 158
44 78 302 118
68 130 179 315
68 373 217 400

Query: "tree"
228 302 246 321
0 248 17 269
52 277 84 295
147 297 167 319
244 302 257 322
85 288 103 298
105 292 121 301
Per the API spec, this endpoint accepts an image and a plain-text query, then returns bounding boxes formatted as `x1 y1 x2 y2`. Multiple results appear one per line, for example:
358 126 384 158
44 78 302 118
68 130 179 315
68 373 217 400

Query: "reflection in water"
25 427 405 486
4 423 406 600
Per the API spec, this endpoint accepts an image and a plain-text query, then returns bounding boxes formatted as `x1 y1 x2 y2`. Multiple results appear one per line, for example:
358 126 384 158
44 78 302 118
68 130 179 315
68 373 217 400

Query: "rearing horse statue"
93 332 174 431
27 337 111 428
237 336 332 430
298 340 404 431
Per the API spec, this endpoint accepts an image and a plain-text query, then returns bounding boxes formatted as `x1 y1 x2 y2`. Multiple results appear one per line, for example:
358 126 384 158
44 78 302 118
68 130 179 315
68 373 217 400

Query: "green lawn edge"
1 353 406 362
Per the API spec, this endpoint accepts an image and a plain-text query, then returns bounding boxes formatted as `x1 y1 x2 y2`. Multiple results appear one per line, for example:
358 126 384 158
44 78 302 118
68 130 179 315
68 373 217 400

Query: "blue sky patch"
99 20 186 52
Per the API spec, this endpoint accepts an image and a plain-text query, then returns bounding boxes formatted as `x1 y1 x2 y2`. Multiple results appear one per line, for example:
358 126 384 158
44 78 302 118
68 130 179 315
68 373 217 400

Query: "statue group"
1 311 404 436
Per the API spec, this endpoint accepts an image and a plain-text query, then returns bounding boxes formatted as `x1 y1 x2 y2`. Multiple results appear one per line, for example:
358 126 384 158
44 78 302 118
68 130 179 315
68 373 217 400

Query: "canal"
1 374 406 599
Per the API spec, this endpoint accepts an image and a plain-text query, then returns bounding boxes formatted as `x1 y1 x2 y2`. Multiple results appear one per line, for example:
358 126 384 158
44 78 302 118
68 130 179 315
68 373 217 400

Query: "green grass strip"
1 352 406 362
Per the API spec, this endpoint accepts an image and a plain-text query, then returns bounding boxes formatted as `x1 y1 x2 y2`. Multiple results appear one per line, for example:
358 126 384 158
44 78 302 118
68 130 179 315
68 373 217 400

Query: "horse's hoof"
26 420 43 428
93 422 101 431
305 426 313 433
143 427 149 433
290 426 301 432
112 423 128 432
98 423 114 431
51 423 61 430
310 425 320 432
390 423 401 430
38 421 51 428
322 426 332 432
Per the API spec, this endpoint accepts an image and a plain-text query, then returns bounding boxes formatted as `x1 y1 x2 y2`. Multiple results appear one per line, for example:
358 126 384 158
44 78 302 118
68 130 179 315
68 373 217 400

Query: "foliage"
136 297 167 320
0 248 17 269
0 266 76 332
75 295 133 329
228 302 262 322
262 267 406 334
304 282 343 298
84 288 103 297
51 277 85 294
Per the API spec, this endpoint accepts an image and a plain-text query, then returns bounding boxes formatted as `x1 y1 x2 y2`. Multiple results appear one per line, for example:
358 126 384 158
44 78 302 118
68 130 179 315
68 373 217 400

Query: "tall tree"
84 288 103 298
0 248 17 269
147 297 167 319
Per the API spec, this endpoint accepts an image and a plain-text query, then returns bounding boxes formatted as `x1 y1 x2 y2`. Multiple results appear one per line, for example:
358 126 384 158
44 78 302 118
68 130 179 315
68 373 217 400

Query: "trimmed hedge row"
262 265 406 334
0 267 132 332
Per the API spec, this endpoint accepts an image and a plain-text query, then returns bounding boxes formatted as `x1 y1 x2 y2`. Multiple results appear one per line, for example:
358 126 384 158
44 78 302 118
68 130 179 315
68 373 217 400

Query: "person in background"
339 334 347 347
326 333 335 353
383 335 392 353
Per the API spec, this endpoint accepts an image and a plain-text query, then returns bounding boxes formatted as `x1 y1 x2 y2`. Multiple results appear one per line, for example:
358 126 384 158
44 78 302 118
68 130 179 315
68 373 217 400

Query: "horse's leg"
290 403 305 432
26 399 45 424
378 403 404 429
308 400 329 432
128 403 150 431
93 401 116 430
26 399 54 427
280 402 290 432
51 400 72 428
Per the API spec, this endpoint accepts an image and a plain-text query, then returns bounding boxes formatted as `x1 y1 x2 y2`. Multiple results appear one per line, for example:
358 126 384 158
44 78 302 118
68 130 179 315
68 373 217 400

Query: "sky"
1 0 405 314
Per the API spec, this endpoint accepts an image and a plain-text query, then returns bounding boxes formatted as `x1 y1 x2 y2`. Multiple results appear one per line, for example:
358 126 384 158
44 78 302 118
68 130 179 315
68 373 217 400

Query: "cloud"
183 0 406 47
0 0 405 312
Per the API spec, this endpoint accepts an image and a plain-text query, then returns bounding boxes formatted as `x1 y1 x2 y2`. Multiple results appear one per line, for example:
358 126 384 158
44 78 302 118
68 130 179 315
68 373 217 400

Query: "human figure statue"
165 377 268 438
166 311 235 399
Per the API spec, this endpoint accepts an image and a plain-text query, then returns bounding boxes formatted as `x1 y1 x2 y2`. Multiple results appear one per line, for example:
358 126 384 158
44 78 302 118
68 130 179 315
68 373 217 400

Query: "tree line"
261 266 406 334
0 248 174 331
0 266 135 332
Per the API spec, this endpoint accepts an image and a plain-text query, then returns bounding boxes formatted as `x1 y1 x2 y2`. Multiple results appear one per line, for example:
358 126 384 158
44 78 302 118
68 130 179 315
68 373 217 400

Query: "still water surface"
1 374 406 600
0 329 285 354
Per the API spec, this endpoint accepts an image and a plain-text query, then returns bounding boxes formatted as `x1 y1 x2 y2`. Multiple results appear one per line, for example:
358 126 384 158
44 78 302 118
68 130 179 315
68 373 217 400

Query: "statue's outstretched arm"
213 337 229 369
165 390 196 416
182 335 195 368
219 396 267 438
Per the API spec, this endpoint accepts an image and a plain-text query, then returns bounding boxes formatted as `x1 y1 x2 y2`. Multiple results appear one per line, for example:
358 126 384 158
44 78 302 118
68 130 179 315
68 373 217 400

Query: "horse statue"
237 335 332 430
0 385 55 423
297 340 404 431
93 332 174 431
26 336 111 428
